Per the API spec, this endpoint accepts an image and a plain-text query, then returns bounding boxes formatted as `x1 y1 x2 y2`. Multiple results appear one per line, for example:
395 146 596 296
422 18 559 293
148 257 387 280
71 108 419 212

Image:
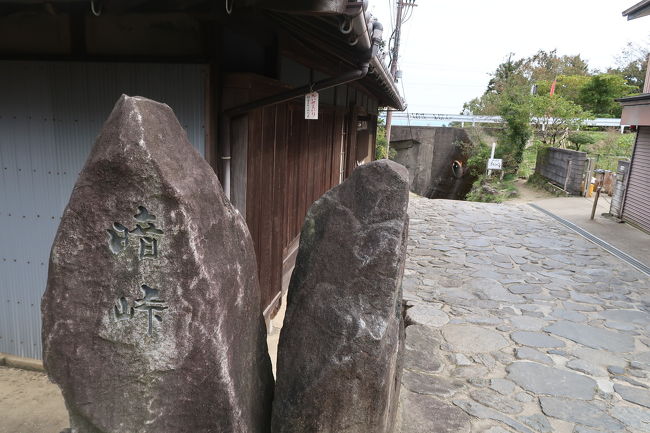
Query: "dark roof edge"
260 0 404 110
622 0 650 18
617 93 650 103
370 57 405 110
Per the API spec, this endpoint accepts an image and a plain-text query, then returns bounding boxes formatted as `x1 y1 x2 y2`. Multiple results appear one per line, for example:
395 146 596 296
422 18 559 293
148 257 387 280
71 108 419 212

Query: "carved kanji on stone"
107 206 164 258
113 285 168 336
41 95 273 433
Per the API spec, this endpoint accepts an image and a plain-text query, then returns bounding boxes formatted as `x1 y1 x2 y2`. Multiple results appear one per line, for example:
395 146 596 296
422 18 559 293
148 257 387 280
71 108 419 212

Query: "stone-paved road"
398 197 650 433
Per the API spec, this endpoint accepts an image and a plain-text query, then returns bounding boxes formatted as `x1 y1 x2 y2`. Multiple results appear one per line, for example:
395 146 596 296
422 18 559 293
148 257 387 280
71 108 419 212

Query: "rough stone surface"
401 370 464 398
517 413 552 433
509 316 547 331
566 359 606 377
610 405 650 432
544 321 636 352
399 197 650 433
441 325 510 353
41 96 273 433
614 384 650 408
510 331 565 348
515 347 553 365
514 393 533 403
452 400 534 433
469 389 523 414
507 362 596 400
405 346 443 374
489 378 515 396
272 160 410 433
400 392 471 433
406 304 450 327
483 428 510 433
608 365 625 375
539 397 625 431
551 310 587 322
600 309 650 324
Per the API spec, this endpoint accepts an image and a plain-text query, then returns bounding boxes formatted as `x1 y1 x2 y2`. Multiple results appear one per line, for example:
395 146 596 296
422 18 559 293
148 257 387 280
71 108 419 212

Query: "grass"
517 130 636 178
465 175 519 203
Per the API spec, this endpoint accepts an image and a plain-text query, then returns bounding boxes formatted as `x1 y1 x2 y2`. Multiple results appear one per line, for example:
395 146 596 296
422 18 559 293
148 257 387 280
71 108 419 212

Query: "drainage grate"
528 203 650 276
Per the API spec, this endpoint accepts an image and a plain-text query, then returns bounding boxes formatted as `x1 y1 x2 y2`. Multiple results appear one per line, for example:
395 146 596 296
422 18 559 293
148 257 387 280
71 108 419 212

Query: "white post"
487 142 496 176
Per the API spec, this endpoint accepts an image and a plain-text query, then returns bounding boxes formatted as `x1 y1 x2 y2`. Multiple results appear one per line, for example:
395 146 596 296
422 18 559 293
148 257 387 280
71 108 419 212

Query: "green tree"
578 74 636 117
530 95 590 147
498 88 532 174
374 117 395 160
486 53 527 94
567 131 597 151
462 92 501 116
609 40 649 93
535 74 591 103
521 49 589 82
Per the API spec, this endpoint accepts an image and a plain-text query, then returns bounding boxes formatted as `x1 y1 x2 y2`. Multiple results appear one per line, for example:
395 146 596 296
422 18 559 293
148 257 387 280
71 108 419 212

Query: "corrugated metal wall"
622 127 650 233
0 61 207 359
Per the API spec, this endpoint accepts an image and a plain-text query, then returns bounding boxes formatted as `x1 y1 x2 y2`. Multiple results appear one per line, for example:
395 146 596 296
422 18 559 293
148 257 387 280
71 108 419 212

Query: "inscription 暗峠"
107 206 163 258
114 285 168 336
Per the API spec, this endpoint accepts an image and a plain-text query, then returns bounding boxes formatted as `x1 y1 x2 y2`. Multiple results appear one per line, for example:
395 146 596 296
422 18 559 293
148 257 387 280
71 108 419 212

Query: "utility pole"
643 54 650 93
384 0 416 158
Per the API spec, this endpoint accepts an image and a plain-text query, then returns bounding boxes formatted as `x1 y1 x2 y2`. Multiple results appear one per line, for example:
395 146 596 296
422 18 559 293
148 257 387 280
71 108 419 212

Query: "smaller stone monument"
272 160 410 433
41 95 273 433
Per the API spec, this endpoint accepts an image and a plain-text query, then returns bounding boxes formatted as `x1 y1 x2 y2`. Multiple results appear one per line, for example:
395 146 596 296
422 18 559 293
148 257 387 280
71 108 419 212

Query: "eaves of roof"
622 0 650 20
260 1 405 110
617 93 650 104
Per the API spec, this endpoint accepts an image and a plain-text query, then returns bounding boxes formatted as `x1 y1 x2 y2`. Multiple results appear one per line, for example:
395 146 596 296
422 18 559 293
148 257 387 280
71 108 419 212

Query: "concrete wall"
535 147 588 195
390 126 476 200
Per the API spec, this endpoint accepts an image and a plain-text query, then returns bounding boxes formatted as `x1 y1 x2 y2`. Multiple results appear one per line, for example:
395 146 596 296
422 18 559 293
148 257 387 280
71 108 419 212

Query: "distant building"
0 0 403 359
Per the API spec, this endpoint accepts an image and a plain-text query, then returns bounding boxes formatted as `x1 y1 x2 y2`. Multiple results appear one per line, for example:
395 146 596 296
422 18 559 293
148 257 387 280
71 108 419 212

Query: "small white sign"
305 92 319 120
487 158 503 170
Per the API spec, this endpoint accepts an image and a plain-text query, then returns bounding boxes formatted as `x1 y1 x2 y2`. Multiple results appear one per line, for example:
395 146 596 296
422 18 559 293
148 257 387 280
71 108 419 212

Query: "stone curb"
0 352 44 372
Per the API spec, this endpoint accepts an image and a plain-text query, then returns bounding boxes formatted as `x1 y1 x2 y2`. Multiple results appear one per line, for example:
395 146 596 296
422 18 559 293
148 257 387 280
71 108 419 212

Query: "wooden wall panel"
225 73 377 314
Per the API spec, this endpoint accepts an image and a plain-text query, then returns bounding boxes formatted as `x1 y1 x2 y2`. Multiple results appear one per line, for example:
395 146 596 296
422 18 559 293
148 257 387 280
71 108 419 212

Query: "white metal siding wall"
622 127 650 233
0 61 207 359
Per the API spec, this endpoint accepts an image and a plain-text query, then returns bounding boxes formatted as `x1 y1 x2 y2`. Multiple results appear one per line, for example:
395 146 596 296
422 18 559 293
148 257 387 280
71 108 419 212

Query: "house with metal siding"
619 95 650 234
617 2 650 234
0 0 402 359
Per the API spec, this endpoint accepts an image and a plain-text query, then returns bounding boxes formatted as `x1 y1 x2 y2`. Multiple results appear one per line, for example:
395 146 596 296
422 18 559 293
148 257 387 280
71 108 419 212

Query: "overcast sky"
370 0 650 115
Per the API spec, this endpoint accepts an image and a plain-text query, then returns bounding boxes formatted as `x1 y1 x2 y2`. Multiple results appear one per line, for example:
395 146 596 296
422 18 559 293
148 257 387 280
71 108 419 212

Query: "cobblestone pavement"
398 197 650 433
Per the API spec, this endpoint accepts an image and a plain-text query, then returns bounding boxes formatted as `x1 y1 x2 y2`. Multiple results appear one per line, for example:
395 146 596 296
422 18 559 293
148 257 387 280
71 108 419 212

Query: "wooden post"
563 160 572 192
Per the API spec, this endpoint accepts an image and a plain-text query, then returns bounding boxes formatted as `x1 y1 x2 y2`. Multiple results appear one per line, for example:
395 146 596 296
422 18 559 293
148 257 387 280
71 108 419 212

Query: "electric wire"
400 79 415 143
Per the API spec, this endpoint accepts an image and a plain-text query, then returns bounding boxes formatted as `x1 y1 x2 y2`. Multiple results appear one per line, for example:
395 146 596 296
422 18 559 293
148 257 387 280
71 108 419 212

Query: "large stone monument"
41 95 273 433
272 160 410 433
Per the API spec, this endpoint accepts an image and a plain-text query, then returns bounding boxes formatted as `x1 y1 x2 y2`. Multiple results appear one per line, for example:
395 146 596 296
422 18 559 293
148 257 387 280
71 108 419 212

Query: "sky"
369 0 650 116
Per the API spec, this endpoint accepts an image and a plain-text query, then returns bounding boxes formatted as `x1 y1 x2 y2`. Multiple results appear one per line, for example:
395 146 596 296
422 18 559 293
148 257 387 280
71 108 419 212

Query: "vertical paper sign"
305 92 319 120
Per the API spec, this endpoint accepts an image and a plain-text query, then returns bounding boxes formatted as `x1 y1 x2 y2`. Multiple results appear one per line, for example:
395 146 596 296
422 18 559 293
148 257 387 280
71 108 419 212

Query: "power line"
385 0 417 158
400 78 415 143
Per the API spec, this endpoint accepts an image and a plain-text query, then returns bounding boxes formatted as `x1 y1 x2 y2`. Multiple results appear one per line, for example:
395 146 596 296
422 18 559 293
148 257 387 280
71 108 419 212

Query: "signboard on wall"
305 92 319 120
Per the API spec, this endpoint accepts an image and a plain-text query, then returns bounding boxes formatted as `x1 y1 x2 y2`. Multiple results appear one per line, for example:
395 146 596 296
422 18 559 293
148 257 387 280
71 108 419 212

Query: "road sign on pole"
487 159 503 170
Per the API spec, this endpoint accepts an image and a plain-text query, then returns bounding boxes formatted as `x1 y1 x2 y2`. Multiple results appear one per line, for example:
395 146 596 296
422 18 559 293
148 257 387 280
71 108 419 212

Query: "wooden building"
0 0 403 359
